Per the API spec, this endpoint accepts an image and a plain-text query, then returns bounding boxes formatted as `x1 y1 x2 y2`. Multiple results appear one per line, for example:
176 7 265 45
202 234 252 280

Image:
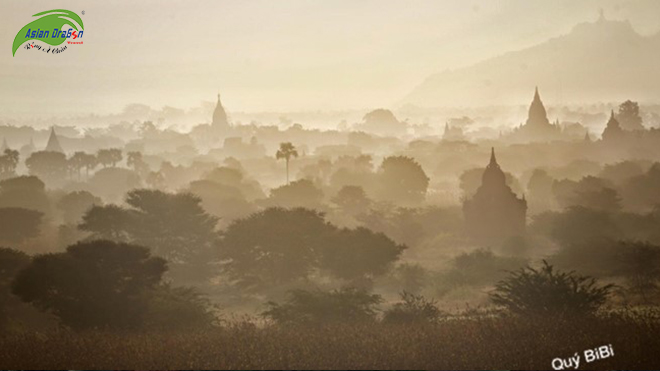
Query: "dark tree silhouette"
96 148 123 168
378 156 429 206
146 171 165 189
79 204 135 242
549 206 621 246
89 167 142 201
188 179 255 227
383 291 443 324
0 176 51 215
12 240 167 330
553 176 621 212
490 261 613 317
0 208 42 245
319 227 405 282
124 189 218 261
127 151 149 176
221 207 403 290
276 142 298 185
617 100 644 131
203 166 265 200
0 149 19 180
57 191 102 225
331 185 371 216
68 151 88 181
618 241 660 303
269 179 324 209
80 189 218 283
359 109 407 136
221 208 331 290
621 163 660 212
25 151 68 184
526 169 555 211
262 287 381 325
0 247 31 329
80 152 98 178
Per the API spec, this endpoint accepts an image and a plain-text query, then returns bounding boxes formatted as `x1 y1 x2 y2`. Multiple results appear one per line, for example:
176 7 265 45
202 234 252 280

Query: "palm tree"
276 142 298 185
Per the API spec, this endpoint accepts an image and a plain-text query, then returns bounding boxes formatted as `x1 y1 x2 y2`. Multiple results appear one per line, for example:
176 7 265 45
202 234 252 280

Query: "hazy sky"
1 0 659 117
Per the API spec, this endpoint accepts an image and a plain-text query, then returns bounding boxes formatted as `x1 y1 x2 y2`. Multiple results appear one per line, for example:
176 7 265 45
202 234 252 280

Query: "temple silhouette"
44 127 64 153
463 148 527 244
212 93 231 131
601 110 625 142
508 87 563 142
442 123 466 141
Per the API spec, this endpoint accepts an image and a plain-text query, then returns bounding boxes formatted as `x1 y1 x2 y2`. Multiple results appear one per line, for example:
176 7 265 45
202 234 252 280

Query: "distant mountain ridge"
401 17 660 108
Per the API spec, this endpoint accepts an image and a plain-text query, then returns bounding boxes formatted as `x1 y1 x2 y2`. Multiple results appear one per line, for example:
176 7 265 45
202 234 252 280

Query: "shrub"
383 291 444 324
442 248 527 288
262 287 381 325
489 261 614 317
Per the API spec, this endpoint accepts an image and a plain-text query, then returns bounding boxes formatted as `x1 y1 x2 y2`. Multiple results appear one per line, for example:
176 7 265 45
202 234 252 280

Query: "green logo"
12 9 84 56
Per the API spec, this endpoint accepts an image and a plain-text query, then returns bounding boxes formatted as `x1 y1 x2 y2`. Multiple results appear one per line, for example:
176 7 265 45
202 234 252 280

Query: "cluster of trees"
24 148 143 185
0 149 19 179
523 160 660 214
220 208 405 291
75 189 407 290
262 261 613 327
1 121 660 335
7 240 215 330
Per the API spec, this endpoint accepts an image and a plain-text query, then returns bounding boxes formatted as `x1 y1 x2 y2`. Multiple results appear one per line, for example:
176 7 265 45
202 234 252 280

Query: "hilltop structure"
44 127 64 153
463 148 527 244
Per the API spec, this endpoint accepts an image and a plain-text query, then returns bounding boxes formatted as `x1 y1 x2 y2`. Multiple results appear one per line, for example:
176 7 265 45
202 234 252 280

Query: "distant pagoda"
212 93 231 130
509 87 562 142
44 127 64 153
601 110 625 142
463 148 527 244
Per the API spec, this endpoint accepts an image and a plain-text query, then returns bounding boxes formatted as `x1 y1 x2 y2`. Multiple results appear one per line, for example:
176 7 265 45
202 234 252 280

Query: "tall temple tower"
526 87 551 127
44 127 64 153
601 110 625 142
212 93 231 130
463 148 527 244
509 87 561 142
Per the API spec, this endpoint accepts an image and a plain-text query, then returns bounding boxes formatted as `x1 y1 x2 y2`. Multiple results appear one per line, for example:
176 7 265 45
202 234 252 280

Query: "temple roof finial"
490 147 497 165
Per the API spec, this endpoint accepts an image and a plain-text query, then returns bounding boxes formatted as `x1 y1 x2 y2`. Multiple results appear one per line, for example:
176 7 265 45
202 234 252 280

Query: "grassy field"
1 311 659 370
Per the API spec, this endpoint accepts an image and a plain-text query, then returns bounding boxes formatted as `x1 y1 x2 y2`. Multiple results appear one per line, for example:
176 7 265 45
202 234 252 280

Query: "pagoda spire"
489 147 497 166
212 92 230 129
44 127 64 153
